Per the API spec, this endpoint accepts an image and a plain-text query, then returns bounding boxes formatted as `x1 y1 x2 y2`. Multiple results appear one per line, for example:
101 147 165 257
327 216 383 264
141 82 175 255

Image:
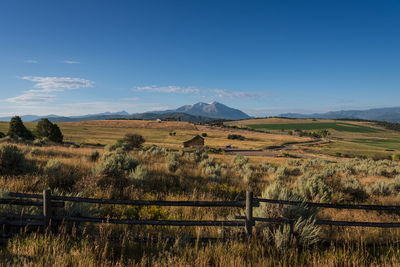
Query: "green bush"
340 178 367 201
227 134 245 140
34 118 63 143
295 174 333 202
0 132 5 138
366 180 394 196
0 144 26 174
123 133 145 148
255 181 320 249
128 164 148 183
94 152 139 178
167 153 179 172
392 154 400 161
44 159 77 191
0 190 40 216
7 116 34 140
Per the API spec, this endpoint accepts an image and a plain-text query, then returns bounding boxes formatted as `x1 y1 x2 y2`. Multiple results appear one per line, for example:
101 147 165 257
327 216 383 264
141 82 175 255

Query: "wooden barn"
183 135 204 148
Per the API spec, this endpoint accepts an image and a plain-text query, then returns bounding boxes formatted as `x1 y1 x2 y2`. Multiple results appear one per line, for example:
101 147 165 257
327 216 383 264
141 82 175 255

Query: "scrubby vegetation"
2 129 400 265
227 134 245 140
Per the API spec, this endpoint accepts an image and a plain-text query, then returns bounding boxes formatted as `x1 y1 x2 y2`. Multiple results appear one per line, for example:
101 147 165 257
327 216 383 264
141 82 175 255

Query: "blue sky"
0 0 399 117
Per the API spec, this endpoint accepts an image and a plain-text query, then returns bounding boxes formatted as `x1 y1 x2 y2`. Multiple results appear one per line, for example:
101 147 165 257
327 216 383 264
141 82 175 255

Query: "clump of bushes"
123 133 145 148
184 150 208 163
0 132 5 138
128 164 148 183
43 159 77 191
105 134 146 152
231 155 254 182
227 134 245 140
255 181 320 249
200 157 223 181
274 166 290 180
295 174 333 202
0 144 26 174
340 178 367 201
366 180 394 196
94 151 139 178
166 152 179 172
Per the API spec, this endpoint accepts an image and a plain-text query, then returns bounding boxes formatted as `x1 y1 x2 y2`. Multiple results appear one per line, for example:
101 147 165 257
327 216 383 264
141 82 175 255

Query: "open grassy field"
247 122 381 133
0 120 311 150
226 118 400 158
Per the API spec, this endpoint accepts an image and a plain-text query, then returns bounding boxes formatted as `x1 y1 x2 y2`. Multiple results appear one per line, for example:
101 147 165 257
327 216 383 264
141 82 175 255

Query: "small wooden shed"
183 135 204 148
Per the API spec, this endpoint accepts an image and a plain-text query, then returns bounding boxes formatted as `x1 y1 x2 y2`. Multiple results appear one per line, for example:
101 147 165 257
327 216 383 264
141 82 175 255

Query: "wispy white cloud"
210 89 262 99
6 93 56 104
135 85 263 99
24 59 38 64
136 85 200 94
6 76 93 105
20 76 93 93
62 60 80 64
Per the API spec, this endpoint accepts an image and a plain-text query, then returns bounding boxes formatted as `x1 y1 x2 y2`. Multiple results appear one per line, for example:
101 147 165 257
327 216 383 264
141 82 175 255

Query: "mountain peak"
174 102 250 120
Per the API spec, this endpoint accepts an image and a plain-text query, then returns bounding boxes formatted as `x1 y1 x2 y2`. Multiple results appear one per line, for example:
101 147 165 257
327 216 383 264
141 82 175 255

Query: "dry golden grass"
2 119 400 265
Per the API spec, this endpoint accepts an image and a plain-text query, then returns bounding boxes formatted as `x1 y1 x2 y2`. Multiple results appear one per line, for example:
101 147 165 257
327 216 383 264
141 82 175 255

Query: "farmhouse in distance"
183 135 204 148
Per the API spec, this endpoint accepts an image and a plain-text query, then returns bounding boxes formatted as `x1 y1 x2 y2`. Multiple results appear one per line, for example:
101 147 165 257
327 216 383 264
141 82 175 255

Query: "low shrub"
123 133 145 148
295 174 333 202
227 134 245 140
0 144 26 174
255 181 320 249
128 164 148 183
44 159 77 191
201 133 208 137
340 178 367 201
88 151 100 162
0 132 5 138
167 153 179 172
274 166 290 180
94 152 139 178
366 180 395 196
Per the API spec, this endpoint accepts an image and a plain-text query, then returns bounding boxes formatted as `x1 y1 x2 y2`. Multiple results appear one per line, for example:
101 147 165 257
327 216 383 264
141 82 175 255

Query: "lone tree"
7 116 34 140
123 133 145 148
35 118 63 143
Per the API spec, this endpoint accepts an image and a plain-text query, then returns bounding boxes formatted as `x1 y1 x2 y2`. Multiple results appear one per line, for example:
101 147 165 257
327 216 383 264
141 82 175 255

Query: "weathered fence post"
245 190 253 236
43 189 52 228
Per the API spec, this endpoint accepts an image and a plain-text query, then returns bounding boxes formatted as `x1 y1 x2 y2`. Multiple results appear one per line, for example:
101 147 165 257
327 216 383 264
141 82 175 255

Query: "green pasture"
247 122 381 133
350 138 400 151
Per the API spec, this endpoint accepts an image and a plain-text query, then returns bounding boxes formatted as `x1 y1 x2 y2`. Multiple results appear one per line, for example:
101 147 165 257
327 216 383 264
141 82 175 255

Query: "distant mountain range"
0 102 250 123
279 107 400 123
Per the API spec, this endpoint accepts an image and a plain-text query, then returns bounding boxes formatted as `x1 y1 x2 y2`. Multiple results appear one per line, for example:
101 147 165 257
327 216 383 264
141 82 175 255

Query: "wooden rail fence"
3 190 400 237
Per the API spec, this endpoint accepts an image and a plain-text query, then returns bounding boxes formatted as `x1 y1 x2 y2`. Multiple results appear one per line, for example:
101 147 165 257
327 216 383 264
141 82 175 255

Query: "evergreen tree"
35 118 63 143
7 116 34 140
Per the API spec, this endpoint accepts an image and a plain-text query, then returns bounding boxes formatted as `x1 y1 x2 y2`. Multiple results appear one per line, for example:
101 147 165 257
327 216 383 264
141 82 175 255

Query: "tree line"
0 116 63 143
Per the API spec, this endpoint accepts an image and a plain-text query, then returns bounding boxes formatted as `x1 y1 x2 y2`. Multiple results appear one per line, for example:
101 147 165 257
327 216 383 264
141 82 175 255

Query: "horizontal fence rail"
3 190 400 241
235 216 400 228
8 192 258 207
54 216 245 226
0 198 64 207
255 198 400 211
